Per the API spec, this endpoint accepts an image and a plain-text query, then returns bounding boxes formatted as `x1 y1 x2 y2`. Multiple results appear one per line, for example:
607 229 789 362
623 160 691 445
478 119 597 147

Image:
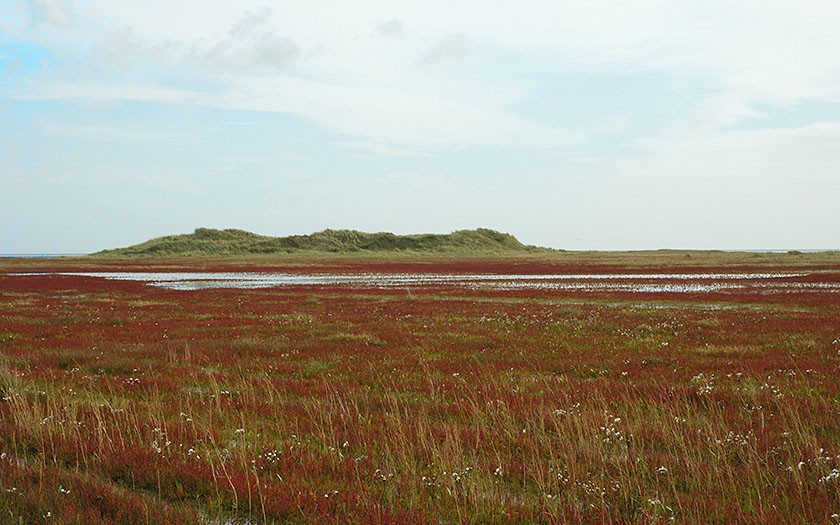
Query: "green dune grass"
94 228 546 256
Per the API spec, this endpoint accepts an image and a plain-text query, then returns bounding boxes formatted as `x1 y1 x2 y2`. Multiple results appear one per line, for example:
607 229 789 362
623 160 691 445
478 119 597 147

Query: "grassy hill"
93 228 543 256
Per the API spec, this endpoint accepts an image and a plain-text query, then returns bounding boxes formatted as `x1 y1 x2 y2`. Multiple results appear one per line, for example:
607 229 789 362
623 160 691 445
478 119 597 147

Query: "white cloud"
91 26 144 68
12 1 840 134
25 0 74 27
9 70 565 151
228 7 273 41
418 34 469 65
374 18 404 38
197 7 300 72
208 74 568 150
8 0 840 157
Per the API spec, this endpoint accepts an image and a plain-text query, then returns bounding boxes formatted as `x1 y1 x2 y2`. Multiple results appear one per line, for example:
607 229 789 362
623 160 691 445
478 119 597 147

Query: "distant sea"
0 254 88 258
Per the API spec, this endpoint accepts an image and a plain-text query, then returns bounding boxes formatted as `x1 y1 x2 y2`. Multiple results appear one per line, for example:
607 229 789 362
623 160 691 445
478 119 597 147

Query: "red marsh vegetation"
0 253 838 523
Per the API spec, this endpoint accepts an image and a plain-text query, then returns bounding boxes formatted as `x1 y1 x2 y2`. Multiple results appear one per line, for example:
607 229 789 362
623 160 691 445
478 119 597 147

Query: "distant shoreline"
1 249 838 259
0 254 88 258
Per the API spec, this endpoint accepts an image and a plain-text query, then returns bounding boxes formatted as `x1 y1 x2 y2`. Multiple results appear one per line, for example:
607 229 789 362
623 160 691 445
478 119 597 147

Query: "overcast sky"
2 0 839 253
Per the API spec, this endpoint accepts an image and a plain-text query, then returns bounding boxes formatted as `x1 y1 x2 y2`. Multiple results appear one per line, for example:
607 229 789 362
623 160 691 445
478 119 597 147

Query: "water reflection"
19 271 837 294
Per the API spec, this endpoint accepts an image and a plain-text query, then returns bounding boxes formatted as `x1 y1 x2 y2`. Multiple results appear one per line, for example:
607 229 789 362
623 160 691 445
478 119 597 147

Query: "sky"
1 0 839 253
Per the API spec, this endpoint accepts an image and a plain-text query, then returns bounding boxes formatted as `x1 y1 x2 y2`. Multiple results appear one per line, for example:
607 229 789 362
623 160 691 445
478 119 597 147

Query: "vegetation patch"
0 256 838 523
94 227 544 256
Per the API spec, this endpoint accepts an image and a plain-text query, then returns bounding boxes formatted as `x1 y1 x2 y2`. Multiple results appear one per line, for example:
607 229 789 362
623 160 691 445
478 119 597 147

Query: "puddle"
12 271 840 294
